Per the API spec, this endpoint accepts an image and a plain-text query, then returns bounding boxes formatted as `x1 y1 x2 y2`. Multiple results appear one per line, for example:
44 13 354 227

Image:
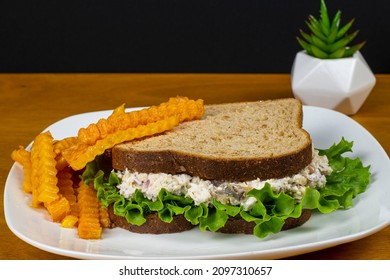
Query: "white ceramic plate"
4 106 390 259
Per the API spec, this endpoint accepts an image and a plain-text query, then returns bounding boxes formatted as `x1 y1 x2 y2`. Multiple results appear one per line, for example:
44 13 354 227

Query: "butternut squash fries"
10 97 204 239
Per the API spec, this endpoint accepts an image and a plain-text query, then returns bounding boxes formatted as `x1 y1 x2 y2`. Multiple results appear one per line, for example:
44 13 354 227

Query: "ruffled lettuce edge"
81 138 371 239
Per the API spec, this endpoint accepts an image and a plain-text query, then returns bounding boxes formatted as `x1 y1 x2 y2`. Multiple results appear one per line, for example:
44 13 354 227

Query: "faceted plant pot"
291 51 376 115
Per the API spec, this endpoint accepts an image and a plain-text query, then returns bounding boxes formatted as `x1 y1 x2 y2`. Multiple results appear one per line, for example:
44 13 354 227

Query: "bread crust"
218 209 312 234
112 144 312 181
108 206 195 234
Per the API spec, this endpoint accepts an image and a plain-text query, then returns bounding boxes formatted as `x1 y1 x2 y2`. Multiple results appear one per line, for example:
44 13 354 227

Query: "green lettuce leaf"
184 205 204 225
318 137 371 208
90 168 199 226
82 138 371 239
199 205 229 232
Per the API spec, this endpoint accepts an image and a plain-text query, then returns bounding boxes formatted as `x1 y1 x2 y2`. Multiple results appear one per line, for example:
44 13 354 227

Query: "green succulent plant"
297 0 366 59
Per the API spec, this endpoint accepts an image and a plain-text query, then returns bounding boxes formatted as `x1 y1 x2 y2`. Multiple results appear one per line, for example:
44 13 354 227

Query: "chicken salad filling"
115 149 332 211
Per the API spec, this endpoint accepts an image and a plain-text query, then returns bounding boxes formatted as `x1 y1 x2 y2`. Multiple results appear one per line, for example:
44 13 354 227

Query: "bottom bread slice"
217 209 312 234
108 206 195 234
108 206 312 235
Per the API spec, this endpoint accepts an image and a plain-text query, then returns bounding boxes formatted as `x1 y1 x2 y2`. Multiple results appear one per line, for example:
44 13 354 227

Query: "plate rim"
4 105 390 259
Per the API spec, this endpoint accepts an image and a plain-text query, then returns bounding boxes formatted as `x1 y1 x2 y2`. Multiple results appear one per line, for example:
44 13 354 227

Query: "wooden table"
1 74 389 260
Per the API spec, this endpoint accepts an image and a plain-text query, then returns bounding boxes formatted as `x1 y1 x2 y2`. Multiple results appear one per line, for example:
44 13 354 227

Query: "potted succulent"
291 0 376 115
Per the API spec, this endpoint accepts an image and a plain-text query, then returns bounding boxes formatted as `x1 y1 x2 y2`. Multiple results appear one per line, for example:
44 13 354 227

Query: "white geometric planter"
291 51 376 115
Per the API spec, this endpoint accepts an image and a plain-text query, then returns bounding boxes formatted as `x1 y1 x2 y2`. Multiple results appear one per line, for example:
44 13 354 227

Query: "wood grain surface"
1 73 389 259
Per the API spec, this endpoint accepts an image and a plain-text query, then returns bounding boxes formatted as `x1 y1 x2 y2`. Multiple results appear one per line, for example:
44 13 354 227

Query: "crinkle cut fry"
44 195 71 222
30 131 59 207
63 115 180 171
99 203 111 228
53 137 79 171
53 137 79 154
57 168 80 227
61 215 79 228
11 146 33 193
78 96 204 145
77 181 102 239
57 168 78 217
11 145 30 165
10 97 205 239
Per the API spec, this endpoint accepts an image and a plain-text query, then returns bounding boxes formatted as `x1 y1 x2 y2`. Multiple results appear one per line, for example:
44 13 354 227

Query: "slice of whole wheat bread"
112 98 312 181
107 206 195 234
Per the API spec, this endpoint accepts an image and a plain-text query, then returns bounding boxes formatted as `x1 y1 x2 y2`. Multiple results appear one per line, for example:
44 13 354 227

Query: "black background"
1 0 389 73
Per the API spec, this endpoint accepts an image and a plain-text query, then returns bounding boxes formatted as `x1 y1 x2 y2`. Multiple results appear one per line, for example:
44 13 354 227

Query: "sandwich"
82 98 371 238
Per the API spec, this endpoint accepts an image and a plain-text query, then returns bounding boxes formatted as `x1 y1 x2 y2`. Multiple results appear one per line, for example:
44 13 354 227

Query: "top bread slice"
111 98 312 181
